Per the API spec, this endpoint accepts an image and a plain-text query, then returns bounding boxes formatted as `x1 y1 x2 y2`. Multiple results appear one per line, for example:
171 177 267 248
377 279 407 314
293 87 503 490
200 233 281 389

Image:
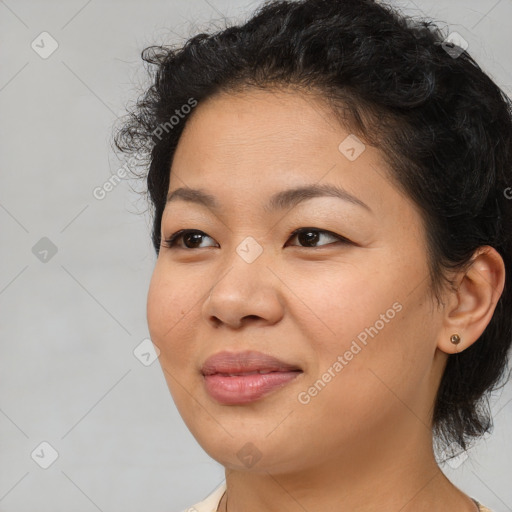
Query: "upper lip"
201 350 303 376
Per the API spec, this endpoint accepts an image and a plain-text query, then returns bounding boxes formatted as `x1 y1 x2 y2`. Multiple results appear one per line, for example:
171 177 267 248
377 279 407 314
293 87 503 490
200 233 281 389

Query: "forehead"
167 88 406 218
177 88 343 156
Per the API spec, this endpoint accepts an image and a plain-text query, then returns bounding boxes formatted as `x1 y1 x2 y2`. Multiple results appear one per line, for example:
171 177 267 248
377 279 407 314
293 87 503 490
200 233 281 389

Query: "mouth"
202 370 303 405
200 350 303 405
206 369 302 376
200 349 302 376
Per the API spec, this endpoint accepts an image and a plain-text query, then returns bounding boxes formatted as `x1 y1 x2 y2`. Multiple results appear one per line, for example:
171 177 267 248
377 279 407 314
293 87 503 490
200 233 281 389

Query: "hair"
113 0 512 458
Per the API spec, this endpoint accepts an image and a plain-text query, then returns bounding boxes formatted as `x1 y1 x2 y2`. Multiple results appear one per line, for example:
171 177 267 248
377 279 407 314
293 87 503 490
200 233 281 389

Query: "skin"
146 88 506 512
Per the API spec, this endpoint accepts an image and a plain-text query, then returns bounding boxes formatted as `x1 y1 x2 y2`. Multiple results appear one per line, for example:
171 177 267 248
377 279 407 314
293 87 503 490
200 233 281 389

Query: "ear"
437 245 506 354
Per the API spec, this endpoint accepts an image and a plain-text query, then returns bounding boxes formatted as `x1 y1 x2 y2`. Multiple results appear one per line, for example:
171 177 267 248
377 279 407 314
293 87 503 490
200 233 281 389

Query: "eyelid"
287 227 351 246
161 229 218 249
161 227 352 250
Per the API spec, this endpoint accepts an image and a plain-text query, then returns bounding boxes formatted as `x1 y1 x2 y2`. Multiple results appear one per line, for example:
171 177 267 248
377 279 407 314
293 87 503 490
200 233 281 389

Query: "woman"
114 0 511 510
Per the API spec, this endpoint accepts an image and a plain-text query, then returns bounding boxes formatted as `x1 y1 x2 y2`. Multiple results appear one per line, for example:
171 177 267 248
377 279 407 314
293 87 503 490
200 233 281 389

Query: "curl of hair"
113 0 512 457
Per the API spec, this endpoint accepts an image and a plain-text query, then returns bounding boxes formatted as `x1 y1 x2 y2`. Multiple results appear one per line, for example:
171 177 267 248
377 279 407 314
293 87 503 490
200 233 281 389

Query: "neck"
218 425 477 512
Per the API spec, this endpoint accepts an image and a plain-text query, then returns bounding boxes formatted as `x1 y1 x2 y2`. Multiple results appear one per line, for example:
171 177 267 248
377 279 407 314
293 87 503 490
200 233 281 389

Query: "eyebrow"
166 183 372 214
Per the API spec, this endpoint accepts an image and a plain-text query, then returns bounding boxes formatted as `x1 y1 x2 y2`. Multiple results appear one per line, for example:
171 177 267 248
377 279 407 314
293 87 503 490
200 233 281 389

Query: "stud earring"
450 334 461 345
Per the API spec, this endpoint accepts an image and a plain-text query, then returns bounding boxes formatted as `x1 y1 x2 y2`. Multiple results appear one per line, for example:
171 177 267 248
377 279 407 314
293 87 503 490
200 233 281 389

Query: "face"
147 88 446 475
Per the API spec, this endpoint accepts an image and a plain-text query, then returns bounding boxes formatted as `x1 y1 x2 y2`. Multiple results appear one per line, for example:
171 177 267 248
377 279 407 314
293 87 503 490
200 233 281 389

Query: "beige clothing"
182 481 494 512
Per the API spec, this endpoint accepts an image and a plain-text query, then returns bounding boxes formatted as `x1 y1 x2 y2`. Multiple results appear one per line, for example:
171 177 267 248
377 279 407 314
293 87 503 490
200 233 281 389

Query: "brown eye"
287 228 350 248
161 227 350 250
161 230 218 249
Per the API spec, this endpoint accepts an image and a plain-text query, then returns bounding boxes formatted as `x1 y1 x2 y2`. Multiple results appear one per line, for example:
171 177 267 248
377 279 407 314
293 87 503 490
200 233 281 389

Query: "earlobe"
437 245 506 355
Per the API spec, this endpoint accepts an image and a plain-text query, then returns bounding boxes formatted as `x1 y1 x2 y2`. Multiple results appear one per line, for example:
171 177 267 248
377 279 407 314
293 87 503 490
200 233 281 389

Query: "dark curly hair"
113 0 512 458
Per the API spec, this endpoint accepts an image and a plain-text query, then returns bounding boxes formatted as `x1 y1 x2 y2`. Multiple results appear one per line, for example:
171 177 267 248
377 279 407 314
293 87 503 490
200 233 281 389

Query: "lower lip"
203 371 302 404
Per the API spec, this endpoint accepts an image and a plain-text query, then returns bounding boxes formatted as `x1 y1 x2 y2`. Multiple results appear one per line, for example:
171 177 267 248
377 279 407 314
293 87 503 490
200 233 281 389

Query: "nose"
202 251 285 330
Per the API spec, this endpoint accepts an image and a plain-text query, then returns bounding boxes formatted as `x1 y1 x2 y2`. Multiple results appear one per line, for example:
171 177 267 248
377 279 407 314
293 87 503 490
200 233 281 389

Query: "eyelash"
161 227 351 250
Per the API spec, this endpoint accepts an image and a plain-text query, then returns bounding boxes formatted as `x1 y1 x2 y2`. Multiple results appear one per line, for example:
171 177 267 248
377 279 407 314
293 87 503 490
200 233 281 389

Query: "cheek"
294 320 424 450
292 264 399 355
298 266 431 405
146 264 208 417
146 262 204 364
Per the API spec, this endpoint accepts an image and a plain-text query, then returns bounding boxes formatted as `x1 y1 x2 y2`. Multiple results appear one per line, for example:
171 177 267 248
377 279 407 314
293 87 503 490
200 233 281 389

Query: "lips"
201 350 303 405
200 349 302 376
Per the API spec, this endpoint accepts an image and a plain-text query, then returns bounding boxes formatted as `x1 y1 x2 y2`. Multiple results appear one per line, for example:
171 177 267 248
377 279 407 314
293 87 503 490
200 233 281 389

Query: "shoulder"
179 481 227 512
473 500 494 512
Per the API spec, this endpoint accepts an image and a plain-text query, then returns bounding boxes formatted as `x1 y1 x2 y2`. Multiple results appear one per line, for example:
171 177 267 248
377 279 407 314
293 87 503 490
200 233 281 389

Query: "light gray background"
1 0 511 511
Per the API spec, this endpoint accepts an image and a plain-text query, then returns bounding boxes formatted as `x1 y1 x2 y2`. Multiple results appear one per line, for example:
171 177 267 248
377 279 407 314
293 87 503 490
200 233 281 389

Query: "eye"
161 227 350 250
286 227 350 248
161 229 218 249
